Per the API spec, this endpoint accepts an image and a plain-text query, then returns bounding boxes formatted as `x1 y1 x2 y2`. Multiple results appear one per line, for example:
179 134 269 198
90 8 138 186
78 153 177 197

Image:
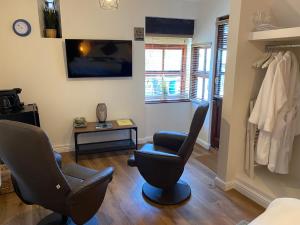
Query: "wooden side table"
73 120 138 162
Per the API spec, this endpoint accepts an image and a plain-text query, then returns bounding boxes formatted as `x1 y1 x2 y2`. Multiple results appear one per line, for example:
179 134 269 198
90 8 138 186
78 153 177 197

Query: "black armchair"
0 120 114 225
128 102 209 205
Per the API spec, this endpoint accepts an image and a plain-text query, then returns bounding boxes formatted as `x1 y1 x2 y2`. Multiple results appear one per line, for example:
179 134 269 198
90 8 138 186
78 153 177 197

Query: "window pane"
198 49 205 72
164 50 182 71
145 49 163 71
145 75 183 99
206 48 211 72
221 50 227 73
164 76 181 96
145 76 162 97
204 78 209 100
197 77 204 99
46 0 55 9
219 74 225 97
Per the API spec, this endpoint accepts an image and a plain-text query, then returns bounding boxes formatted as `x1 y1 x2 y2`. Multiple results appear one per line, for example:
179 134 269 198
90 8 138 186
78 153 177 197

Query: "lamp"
99 0 120 10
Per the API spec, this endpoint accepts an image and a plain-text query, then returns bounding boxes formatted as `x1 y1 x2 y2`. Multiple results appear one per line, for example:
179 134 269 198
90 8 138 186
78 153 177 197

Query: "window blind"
190 44 211 101
145 44 190 103
214 17 229 97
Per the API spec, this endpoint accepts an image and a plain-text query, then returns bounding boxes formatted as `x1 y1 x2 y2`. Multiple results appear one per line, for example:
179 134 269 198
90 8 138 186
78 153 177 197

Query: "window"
145 44 189 103
190 45 212 101
45 0 55 9
214 17 229 97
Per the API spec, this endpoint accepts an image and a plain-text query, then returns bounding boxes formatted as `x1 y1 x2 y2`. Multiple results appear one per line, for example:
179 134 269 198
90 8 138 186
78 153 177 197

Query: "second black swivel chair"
128 102 209 205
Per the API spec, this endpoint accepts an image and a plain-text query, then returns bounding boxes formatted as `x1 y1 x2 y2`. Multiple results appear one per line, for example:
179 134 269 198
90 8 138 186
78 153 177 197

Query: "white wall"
145 102 192 140
218 0 300 206
1 0 225 150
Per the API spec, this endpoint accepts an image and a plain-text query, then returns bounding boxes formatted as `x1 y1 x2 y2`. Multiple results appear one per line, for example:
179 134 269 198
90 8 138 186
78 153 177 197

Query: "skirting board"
215 177 235 191
54 144 74 153
196 138 210 150
234 179 272 208
53 137 152 153
215 176 272 208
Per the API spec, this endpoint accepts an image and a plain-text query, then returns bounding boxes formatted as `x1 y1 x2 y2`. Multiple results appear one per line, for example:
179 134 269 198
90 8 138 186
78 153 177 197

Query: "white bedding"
249 198 300 225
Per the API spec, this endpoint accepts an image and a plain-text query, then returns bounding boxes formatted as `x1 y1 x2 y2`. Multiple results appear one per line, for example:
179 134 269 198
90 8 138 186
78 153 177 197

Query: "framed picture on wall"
134 27 144 41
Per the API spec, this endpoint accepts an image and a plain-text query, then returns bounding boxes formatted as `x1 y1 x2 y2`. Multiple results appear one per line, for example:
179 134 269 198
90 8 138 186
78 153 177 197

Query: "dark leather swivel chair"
128 103 209 205
0 120 114 225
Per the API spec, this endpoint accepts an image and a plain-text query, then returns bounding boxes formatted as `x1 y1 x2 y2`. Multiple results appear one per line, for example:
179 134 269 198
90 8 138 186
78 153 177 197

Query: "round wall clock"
13 19 32 37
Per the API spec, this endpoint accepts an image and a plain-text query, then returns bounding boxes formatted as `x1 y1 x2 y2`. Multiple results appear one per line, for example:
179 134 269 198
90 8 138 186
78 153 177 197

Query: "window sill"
145 99 191 104
191 99 210 105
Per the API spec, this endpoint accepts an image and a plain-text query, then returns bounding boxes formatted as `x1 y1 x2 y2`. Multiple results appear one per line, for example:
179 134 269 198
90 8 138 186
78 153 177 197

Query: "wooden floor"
0 148 264 225
194 146 218 173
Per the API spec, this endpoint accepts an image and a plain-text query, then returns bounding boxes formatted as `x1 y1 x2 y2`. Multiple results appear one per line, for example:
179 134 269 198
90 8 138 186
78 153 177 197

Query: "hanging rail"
266 44 300 50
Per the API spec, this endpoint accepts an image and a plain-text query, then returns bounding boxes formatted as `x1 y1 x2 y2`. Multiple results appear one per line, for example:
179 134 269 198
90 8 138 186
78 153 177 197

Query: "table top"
0 104 38 116
73 119 137 134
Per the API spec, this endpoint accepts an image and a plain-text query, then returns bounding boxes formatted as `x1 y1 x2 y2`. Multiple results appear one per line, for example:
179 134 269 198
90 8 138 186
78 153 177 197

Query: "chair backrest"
178 102 209 163
0 120 70 211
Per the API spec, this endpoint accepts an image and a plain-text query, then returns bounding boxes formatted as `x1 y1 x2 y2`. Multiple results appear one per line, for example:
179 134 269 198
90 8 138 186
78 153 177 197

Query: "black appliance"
0 88 24 114
0 104 40 127
65 39 133 78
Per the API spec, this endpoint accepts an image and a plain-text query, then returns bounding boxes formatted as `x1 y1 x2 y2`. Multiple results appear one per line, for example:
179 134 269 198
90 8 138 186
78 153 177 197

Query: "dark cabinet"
0 104 40 127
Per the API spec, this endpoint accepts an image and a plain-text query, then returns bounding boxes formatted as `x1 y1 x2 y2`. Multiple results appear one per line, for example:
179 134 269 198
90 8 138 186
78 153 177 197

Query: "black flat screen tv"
65 39 132 78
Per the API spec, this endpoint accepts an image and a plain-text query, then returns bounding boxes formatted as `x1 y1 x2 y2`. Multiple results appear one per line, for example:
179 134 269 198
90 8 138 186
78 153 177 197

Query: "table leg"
129 129 132 142
74 134 78 163
135 128 138 150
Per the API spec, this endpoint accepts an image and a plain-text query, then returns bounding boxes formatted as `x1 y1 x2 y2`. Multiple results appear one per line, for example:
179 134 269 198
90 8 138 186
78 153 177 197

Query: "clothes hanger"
253 52 271 69
261 51 278 69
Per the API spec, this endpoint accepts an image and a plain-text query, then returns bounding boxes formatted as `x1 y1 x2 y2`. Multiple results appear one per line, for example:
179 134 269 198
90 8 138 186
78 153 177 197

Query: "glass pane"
206 48 211 72
164 76 181 96
145 75 183 100
46 0 55 9
221 50 227 73
198 49 205 72
164 50 183 71
197 77 204 99
219 75 225 97
204 78 209 100
145 76 162 97
145 49 163 71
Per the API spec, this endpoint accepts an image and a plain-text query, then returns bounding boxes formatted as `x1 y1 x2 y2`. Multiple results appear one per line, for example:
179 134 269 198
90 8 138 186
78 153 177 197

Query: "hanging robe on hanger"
249 52 283 165
265 51 300 174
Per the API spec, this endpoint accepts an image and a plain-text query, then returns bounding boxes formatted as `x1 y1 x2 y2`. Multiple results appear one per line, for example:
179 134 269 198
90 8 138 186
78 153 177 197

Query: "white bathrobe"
249 52 283 130
249 52 283 165
250 51 300 174
266 51 300 174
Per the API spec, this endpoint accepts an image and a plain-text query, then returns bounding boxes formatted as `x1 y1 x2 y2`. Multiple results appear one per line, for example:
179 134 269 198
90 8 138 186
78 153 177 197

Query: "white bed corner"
249 198 300 225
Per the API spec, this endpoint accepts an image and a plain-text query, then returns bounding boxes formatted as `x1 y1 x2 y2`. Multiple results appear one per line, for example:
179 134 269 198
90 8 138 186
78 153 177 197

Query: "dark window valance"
145 17 194 37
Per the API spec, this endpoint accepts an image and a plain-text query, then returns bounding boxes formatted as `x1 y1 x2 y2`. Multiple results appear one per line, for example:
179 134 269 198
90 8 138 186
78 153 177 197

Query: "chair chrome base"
37 213 99 225
142 180 191 205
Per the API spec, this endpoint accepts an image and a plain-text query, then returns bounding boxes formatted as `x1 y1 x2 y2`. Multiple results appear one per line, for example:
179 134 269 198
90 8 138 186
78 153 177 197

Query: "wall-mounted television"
65 39 132 78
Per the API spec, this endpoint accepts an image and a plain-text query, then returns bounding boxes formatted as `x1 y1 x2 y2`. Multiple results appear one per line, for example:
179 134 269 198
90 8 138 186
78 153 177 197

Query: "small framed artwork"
134 27 144 41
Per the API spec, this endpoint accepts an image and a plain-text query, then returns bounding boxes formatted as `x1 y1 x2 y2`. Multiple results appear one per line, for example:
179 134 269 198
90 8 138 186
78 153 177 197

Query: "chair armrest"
134 149 182 163
69 167 114 197
153 131 187 151
54 151 62 168
129 149 182 168
67 167 114 224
